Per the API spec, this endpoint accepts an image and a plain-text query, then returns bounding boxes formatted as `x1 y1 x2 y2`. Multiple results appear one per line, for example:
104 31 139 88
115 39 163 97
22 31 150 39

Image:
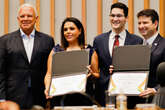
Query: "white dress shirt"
109 30 126 56
20 29 35 63
143 32 158 45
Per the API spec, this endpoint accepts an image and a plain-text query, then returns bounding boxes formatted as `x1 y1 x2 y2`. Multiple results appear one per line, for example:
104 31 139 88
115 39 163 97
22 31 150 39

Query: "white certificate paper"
49 74 87 96
108 71 148 95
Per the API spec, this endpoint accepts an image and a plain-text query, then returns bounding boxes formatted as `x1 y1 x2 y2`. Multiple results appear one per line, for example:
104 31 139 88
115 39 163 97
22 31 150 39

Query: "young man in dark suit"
0 3 54 109
137 9 165 103
89 2 143 107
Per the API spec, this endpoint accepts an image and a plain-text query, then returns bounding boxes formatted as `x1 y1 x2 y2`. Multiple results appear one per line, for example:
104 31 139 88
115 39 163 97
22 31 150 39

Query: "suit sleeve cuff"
0 99 6 102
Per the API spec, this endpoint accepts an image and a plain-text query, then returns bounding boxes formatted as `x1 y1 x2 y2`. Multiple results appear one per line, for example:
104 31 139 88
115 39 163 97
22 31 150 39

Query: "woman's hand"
87 65 92 77
87 65 100 78
44 88 53 99
44 73 53 99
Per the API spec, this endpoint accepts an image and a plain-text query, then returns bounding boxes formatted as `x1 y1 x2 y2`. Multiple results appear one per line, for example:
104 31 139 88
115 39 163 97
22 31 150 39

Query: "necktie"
112 35 120 56
113 35 119 48
144 40 149 45
112 35 119 56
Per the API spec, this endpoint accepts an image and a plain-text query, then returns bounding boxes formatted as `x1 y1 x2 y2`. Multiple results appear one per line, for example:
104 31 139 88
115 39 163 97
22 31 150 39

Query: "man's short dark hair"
137 9 159 30
110 2 128 17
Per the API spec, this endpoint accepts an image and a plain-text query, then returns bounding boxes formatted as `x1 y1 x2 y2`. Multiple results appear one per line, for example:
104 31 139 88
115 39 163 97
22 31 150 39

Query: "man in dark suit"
137 9 165 103
0 3 54 109
89 2 143 107
153 62 165 108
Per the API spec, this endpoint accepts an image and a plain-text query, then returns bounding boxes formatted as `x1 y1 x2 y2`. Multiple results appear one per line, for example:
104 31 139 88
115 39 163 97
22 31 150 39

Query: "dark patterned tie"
112 35 120 55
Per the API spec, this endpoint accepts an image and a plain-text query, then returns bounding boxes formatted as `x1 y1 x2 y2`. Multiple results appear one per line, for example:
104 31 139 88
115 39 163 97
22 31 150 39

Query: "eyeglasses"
110 14 124 18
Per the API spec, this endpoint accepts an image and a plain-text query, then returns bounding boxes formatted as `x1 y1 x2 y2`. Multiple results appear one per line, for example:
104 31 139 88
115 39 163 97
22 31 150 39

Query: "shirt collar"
146 32 158 45
20 28 35 38
110 30 126 40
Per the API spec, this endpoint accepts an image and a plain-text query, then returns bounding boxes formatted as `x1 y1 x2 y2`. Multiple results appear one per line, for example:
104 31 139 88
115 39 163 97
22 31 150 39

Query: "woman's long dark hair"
61 17 85 50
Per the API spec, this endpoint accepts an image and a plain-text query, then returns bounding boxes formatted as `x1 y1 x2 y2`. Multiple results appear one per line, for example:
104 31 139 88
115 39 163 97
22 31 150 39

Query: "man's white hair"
17 3 38 17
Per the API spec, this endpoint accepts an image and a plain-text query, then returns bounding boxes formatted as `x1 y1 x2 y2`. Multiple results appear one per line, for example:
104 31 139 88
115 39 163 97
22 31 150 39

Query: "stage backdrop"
0 0 165 45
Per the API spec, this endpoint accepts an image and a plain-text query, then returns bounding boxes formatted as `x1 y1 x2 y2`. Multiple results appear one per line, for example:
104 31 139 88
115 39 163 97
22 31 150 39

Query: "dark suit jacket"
0 30 54 108
127 34 165 108
153 86 165 108
93 30 143 106
153 62 165 108
148 34 165 88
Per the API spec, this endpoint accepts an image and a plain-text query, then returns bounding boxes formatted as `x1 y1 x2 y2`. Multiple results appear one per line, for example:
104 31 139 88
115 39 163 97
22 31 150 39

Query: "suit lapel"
151 34 161 53
104 31 112 60
30 31 40 63
16 30 29 63
124 30 131 45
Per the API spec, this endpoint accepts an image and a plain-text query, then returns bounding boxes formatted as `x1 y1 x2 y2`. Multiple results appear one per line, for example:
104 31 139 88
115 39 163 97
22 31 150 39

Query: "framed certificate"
49 74 87 96
108 45 151 96
49 49 89 96
112 45 151 71
108 71 148 96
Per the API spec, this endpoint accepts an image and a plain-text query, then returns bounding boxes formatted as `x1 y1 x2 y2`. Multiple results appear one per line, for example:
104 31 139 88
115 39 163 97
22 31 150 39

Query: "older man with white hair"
0 3 54 109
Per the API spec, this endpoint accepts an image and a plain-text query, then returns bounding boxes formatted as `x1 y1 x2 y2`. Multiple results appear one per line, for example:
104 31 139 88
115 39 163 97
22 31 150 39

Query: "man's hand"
109 65 114 74
139 88 157 98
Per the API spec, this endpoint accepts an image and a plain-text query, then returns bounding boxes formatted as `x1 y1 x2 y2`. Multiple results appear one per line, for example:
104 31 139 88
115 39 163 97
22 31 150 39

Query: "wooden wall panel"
159 0 165 37
82 0 87 44
36 0 40 31
1 0 164 43
66 0 71 17
128 0 134 33
19 0 24 5
97 0 102 35
113 0 118 4
50 0 55 38
144 0 150 9
4 0 9 34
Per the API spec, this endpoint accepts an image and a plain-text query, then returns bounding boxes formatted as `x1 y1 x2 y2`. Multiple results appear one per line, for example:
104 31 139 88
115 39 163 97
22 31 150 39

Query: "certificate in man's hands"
108 71 148 96
109 45 151 96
